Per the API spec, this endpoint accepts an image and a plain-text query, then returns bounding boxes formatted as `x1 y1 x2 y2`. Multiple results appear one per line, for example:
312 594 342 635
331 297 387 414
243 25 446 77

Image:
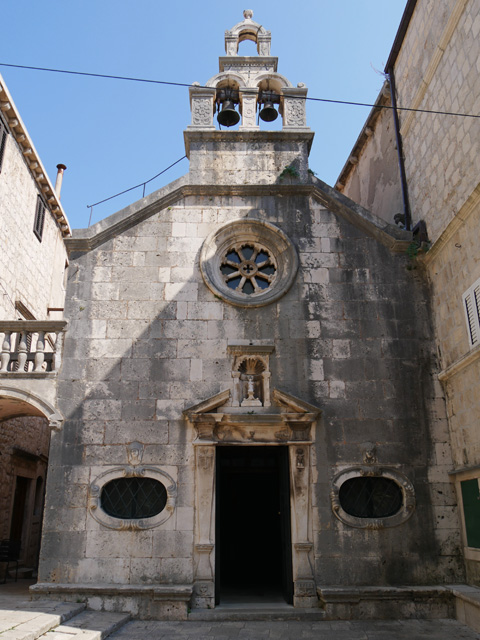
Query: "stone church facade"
26 12 464 620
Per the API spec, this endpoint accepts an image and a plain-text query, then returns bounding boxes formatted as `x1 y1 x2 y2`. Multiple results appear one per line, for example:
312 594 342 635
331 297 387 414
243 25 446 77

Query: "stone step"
0 603 130 640
0 600 86 640
188 606 326 621
43 610 131 640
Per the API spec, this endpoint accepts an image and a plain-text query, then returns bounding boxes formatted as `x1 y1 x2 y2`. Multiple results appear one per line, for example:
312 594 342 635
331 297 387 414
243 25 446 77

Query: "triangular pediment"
66 175 411 254
183 387 320 418
183 389 231 419
184 387 320 445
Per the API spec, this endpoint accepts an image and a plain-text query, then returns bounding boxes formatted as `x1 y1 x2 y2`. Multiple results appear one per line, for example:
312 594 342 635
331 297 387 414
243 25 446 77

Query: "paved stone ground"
109 619 480 639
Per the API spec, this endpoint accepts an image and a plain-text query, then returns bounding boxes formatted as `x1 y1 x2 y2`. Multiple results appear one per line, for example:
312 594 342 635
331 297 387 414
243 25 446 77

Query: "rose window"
200 220 298 308
220 244 277 295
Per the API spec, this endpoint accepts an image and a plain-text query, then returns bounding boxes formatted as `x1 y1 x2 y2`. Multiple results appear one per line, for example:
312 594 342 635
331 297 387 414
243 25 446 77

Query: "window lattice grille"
101 477 167 519
338 476 403 519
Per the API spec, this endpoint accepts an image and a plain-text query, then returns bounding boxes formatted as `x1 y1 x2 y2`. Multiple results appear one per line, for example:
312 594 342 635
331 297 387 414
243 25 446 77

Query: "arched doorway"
0 415 50 577
0 389 61 580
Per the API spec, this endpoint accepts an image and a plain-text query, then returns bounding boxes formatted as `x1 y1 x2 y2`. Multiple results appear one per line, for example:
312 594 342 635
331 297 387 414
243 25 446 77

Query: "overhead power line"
87 155 187 226
1 61 479 120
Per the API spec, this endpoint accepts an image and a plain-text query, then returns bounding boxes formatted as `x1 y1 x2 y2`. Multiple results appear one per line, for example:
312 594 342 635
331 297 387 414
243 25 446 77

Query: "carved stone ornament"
88 465 177 531
200 219 299 308
183 387 319 446
228 345 274 407
284 97 307 127
330 466 416 530
126 441 144 466
192 98 213 126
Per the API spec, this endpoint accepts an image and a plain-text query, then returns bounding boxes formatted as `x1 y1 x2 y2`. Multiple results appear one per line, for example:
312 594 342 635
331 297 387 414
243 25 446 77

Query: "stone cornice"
438 343 480 383
67 178 411 254
0 73 71 237
335 84 391 191
422 181 480 267
183 129 314 157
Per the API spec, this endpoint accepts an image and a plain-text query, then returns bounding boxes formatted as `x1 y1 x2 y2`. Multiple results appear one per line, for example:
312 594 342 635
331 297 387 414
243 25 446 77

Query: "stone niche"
183 342 321 609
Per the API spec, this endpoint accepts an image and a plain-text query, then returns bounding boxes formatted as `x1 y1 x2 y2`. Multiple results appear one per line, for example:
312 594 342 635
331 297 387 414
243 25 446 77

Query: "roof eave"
0 73 71 238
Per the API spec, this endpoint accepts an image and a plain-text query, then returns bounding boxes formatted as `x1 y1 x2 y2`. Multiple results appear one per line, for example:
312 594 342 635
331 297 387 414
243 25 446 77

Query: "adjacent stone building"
337 0 480 589
0 72 70 573
27 12 466 620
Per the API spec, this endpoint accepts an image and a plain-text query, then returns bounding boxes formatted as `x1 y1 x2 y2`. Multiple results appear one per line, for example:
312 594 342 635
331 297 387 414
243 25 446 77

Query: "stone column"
232 371 241 406
193 445 216 608
239 88 259 130
262 371 271 407
288 444 316 607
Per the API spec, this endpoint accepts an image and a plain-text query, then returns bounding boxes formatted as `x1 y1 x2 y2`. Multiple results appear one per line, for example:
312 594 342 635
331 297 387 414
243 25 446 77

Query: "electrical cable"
1 62 479 120
87 155 187 208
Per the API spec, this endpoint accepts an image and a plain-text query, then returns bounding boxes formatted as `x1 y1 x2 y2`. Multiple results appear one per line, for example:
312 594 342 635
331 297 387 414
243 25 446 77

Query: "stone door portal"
215 446 293 604
186 386 319 609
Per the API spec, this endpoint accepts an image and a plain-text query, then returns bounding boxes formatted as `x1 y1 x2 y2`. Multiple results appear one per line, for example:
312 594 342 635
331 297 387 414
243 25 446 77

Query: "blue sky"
0 1 407 229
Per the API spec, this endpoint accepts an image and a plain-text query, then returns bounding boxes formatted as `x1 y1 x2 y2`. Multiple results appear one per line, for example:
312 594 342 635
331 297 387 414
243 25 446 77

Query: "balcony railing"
0 321 68 374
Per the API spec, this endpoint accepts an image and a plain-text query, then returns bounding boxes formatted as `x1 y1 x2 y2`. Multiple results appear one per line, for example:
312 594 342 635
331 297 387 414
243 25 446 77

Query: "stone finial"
243 10 253 19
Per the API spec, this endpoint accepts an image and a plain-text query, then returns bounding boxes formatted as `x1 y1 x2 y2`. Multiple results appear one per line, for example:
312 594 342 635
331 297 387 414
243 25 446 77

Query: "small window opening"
463 278 480 348
461 478 480 548
33 195 46 241
339 476 403 519
101 477 167 519
0 114 8 173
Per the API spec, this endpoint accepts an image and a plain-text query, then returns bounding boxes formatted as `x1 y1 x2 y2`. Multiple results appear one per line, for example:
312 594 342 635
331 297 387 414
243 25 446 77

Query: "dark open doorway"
215 446 293 605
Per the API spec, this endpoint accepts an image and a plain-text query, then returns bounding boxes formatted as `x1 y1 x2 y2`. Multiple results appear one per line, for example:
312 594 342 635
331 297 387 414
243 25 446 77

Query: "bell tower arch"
186 10 310 131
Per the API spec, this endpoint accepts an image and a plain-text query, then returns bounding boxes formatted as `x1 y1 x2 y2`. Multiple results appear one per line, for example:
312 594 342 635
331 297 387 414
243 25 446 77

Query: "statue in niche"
234 357 266 407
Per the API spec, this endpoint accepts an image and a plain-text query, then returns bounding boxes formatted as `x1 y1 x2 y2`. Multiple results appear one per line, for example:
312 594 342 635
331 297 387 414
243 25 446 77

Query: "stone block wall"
337 95 403 227
0 117 68 320
338 0 480 584
40 188 463 601
395 0 480 242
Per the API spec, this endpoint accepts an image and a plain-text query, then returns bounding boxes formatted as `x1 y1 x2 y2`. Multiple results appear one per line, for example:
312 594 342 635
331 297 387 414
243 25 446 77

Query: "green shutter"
461 478 480 548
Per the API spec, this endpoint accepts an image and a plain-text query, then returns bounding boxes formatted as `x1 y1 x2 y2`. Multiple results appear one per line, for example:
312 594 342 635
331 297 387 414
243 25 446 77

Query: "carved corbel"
286 419 311 442
193 415 217 441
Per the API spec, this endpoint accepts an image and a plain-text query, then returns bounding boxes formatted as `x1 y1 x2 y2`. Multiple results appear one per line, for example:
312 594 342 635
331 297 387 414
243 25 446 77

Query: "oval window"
101 477 167 519
339 476 403 518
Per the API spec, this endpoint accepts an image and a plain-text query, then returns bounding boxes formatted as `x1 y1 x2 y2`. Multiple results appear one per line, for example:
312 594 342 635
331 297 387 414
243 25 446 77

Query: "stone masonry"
0 74 69 322
337 0 480 584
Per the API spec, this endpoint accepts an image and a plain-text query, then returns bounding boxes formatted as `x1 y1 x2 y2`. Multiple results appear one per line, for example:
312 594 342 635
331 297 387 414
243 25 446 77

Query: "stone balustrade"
0 321 67 374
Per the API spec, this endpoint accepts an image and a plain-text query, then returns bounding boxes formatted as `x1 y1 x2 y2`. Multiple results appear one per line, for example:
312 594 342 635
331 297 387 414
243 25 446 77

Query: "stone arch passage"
0 388 62 574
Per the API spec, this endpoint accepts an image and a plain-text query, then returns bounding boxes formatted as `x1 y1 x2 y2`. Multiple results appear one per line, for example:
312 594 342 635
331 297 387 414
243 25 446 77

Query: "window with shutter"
0 114 7 173
33 195 46 241
462 278 480 348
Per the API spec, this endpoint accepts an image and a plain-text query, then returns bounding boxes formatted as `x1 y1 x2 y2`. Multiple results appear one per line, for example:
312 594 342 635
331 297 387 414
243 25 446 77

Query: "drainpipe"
54 164 67 199
387 68 412 232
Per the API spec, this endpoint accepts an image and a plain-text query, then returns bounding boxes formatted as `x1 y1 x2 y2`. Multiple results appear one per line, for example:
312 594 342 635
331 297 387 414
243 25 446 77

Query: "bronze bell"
258 91 279 122
218 100 240 127
259 101 278 122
